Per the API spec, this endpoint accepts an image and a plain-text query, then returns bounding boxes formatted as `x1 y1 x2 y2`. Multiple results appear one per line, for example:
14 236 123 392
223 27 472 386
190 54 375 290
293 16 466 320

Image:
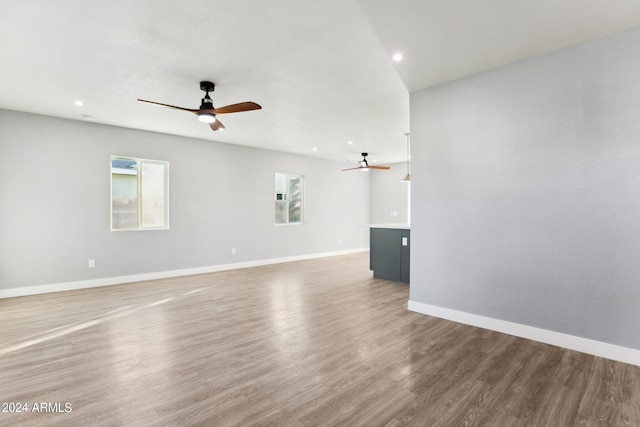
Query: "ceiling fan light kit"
197 113 216 123
138 81 261 132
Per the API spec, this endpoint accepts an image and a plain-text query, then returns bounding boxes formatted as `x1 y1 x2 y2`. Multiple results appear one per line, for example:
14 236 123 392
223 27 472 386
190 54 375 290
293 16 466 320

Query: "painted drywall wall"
369 162 410 224
0 110 370 290
410 26 640 350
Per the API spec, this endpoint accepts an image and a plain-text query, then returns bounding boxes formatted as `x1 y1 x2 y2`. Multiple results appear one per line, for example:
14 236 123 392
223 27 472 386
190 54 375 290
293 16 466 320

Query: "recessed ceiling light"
74 100 84 107
312 147 318 152
347 140 353 145
392 53 403 62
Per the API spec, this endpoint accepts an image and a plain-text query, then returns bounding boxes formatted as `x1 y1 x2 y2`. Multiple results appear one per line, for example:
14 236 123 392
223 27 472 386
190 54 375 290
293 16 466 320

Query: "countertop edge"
368 223 410 229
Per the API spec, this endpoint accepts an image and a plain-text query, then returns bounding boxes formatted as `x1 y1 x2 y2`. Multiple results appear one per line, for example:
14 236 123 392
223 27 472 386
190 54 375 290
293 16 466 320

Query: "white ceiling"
1 1 640 165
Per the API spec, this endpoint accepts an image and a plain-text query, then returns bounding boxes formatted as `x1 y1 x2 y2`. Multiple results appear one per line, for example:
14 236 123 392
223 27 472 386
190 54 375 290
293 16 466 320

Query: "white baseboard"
408 300 640 367
0 248 369 299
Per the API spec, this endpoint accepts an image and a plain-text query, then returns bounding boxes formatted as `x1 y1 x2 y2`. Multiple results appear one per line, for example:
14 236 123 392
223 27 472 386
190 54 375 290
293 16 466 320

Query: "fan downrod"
200 81 215 93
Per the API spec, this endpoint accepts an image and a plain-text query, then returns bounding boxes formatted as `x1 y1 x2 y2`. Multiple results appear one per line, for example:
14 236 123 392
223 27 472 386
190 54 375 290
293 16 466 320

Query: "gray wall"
410 26 640 350
0 110 370 290
369 162 410 224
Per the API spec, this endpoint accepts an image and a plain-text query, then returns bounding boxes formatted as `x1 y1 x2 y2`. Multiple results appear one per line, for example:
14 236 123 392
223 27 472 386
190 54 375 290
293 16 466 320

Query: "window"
275 172 303 225
111 156 169 230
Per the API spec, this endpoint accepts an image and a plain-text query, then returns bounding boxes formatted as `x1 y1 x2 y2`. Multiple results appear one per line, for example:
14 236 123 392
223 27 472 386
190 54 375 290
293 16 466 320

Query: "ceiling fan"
137 81 261 132
342 153 390 171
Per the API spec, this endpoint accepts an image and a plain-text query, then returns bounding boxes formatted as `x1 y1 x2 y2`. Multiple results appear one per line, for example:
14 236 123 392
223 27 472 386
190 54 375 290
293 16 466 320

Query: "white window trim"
275 172 304 226
110 156 170 231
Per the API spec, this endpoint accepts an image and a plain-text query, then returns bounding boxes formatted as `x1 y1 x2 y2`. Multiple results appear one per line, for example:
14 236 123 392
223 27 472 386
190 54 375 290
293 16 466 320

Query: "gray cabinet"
370 227 410 283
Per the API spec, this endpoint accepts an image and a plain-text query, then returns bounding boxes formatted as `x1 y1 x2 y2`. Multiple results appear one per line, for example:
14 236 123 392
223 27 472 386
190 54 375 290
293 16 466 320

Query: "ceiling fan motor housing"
199 81 215 109
200 98 214 109
359 153 369 167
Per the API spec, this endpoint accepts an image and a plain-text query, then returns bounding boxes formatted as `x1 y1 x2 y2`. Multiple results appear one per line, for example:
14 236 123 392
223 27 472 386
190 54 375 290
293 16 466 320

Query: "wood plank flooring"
0 252 639 426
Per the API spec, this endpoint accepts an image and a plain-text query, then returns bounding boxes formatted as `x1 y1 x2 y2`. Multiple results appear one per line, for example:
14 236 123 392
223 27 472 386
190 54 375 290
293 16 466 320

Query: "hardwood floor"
0 252 639 426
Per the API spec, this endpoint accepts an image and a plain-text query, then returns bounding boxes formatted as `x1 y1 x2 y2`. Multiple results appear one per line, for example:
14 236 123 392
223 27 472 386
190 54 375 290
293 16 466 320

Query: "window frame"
274 172 304 226
110 156 169 231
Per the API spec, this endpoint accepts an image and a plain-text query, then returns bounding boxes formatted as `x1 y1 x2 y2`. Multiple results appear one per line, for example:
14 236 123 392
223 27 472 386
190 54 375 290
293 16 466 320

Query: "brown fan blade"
137 99 198 113
209 119 225 132
341 165 390 171
213 102 262 114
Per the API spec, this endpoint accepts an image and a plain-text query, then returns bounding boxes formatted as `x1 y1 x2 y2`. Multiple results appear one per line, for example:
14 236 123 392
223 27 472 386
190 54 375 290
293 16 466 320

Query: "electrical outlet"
88 259 95 268
390 210 398 217
231 248 236 255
